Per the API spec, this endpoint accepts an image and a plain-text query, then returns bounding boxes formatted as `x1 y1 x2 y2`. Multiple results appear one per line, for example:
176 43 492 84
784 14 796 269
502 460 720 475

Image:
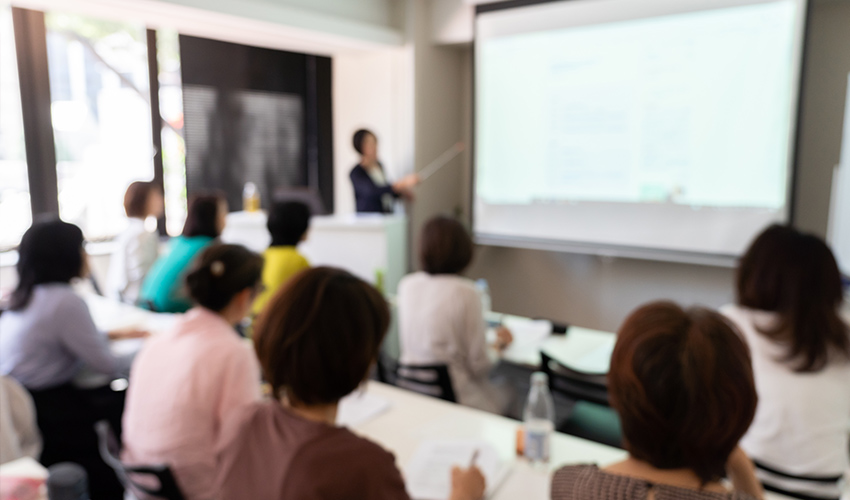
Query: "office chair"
540 351 623 449
94 420 185 500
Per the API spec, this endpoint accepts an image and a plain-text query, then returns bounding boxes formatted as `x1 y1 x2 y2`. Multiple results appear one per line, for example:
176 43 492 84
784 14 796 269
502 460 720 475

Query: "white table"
84 293 179 334
353 381 795 500
354 381 625 500
493 314 615 374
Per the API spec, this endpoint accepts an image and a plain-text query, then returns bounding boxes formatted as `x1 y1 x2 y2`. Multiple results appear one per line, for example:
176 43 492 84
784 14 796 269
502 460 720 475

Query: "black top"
350 164 398 214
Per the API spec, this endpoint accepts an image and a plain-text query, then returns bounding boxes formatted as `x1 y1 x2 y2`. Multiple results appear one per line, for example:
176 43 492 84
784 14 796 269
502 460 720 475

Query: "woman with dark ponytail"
0 218 144 499
122 243 265 499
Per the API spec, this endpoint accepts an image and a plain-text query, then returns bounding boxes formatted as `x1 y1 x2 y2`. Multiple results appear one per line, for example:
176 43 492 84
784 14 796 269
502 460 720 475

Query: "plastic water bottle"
243 182 260 212
475 279 492 314
523 372 555 464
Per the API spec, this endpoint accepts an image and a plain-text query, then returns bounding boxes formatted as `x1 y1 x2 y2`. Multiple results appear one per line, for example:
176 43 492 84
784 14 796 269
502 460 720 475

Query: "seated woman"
722 225 850 500
0 218 143 499
123 244 263 499
397 216 512 414
552 302 763 500
216 267 485 500
106 181 163 304
251 200 311 315
139 192 227 313
0 375 41 465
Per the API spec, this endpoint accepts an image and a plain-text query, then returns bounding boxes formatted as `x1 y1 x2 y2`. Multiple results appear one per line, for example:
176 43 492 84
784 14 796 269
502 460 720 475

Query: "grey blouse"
552 465 758 500
0 284 130 390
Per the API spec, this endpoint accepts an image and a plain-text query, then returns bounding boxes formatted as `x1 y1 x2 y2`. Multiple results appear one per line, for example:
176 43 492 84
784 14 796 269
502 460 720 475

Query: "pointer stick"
417 142 465 181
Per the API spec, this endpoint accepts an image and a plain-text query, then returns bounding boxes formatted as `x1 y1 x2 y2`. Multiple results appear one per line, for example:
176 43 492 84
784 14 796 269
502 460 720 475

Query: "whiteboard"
828 73 850 276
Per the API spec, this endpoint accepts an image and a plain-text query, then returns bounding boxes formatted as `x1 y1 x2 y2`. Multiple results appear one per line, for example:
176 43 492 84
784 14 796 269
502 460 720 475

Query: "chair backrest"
394 363 457 403
94 421 185 500
374 353 398 385
540 352 610 407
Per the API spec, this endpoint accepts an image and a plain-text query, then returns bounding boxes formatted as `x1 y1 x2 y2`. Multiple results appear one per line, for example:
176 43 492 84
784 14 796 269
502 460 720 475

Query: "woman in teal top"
139 193 228 312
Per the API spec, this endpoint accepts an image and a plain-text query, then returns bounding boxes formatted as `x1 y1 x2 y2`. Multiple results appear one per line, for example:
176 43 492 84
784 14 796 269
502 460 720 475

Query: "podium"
222 211 408 294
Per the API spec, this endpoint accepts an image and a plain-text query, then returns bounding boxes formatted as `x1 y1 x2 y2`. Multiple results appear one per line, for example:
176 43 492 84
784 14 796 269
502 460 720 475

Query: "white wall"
11 0 405 55
793 0 850 235
332 48 414 214
406 0 470 265
431 0 473 45
251 0 405 31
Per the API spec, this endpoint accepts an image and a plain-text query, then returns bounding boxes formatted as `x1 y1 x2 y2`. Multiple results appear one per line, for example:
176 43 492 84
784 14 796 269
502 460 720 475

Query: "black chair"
540 351 623 449
94 420 185 500
394 363 457 403
754 459 842 500
375 353 398 385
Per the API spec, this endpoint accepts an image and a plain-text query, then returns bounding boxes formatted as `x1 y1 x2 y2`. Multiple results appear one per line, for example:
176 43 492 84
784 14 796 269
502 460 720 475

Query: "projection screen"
473 0 808 264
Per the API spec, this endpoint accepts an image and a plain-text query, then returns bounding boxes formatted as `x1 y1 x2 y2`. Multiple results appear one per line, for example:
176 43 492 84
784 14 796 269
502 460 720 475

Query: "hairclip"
210 261 225 277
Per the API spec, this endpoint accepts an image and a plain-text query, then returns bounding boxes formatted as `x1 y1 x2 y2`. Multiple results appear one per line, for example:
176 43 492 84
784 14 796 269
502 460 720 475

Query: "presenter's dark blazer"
350 164 399 214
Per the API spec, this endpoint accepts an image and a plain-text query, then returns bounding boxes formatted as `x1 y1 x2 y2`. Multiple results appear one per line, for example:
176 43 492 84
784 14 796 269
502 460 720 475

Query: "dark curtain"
179 35 333 213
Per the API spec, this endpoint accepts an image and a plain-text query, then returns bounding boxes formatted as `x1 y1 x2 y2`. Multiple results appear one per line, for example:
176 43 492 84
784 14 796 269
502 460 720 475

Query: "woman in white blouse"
106 181 163 304
721 225 850 500
398 216 512 414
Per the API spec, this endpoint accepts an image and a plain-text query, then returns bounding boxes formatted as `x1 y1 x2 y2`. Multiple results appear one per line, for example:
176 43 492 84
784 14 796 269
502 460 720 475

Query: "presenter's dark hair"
123 181 160 219
352 129 375 155
11 218 86 311
254 267 390 406
182 191 226 238
609 302 757 485
737 224 850 372
420 216 474 275
268 201 311 247
185 244 264 312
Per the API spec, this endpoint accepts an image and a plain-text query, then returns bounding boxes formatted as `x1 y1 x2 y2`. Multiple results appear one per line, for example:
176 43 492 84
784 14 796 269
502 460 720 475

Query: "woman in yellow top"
253 201 311 314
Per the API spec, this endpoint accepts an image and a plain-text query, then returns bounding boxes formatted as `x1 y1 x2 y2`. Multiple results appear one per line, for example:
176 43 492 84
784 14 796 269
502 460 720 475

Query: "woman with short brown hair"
216 266 485 500
722 225 850 499
552 301 763 500
397 216 513 414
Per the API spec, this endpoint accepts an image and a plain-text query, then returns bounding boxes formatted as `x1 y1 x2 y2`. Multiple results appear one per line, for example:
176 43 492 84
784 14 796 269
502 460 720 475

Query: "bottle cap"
47 463 89 500
531 371 548 385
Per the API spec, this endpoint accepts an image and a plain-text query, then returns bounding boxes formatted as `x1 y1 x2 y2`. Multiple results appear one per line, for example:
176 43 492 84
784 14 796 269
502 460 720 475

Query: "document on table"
405 440 510 500
336 390 392 427
564 340 615 374
491 317 552 358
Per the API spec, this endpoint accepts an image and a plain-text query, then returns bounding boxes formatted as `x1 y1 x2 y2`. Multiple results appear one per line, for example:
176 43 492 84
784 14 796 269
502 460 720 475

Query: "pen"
470 449 479 468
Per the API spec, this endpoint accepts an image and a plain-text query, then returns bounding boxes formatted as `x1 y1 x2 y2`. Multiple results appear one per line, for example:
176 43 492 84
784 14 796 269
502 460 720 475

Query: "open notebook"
404 440 511 500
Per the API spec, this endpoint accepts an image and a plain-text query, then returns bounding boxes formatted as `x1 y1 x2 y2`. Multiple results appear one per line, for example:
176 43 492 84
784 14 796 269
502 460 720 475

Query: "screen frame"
471 0 811 267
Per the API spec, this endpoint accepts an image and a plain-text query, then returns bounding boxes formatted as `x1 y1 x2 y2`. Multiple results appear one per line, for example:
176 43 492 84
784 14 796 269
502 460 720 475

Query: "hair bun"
210 260 225 277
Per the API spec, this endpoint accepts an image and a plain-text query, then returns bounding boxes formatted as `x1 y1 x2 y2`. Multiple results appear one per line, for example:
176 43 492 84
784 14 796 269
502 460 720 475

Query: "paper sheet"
336 391 392 427
564 341 615 374
404 440 510 500
497 317 552 360
0 457 48 478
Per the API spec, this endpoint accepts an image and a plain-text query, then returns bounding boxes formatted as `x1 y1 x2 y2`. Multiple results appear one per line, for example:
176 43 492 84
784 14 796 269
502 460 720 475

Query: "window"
0 6 31 250
156 29 187 236
45 12 154 240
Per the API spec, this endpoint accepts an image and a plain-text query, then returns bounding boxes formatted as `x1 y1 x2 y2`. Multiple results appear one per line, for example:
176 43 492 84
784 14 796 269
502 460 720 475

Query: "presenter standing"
350 129 419 213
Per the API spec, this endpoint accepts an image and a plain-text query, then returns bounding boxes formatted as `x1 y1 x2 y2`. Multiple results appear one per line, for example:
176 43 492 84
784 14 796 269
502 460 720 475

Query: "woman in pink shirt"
122 244 264 499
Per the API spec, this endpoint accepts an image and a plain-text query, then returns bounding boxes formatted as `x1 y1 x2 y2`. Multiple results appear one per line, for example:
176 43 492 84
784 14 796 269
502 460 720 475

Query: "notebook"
404 440 510 500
